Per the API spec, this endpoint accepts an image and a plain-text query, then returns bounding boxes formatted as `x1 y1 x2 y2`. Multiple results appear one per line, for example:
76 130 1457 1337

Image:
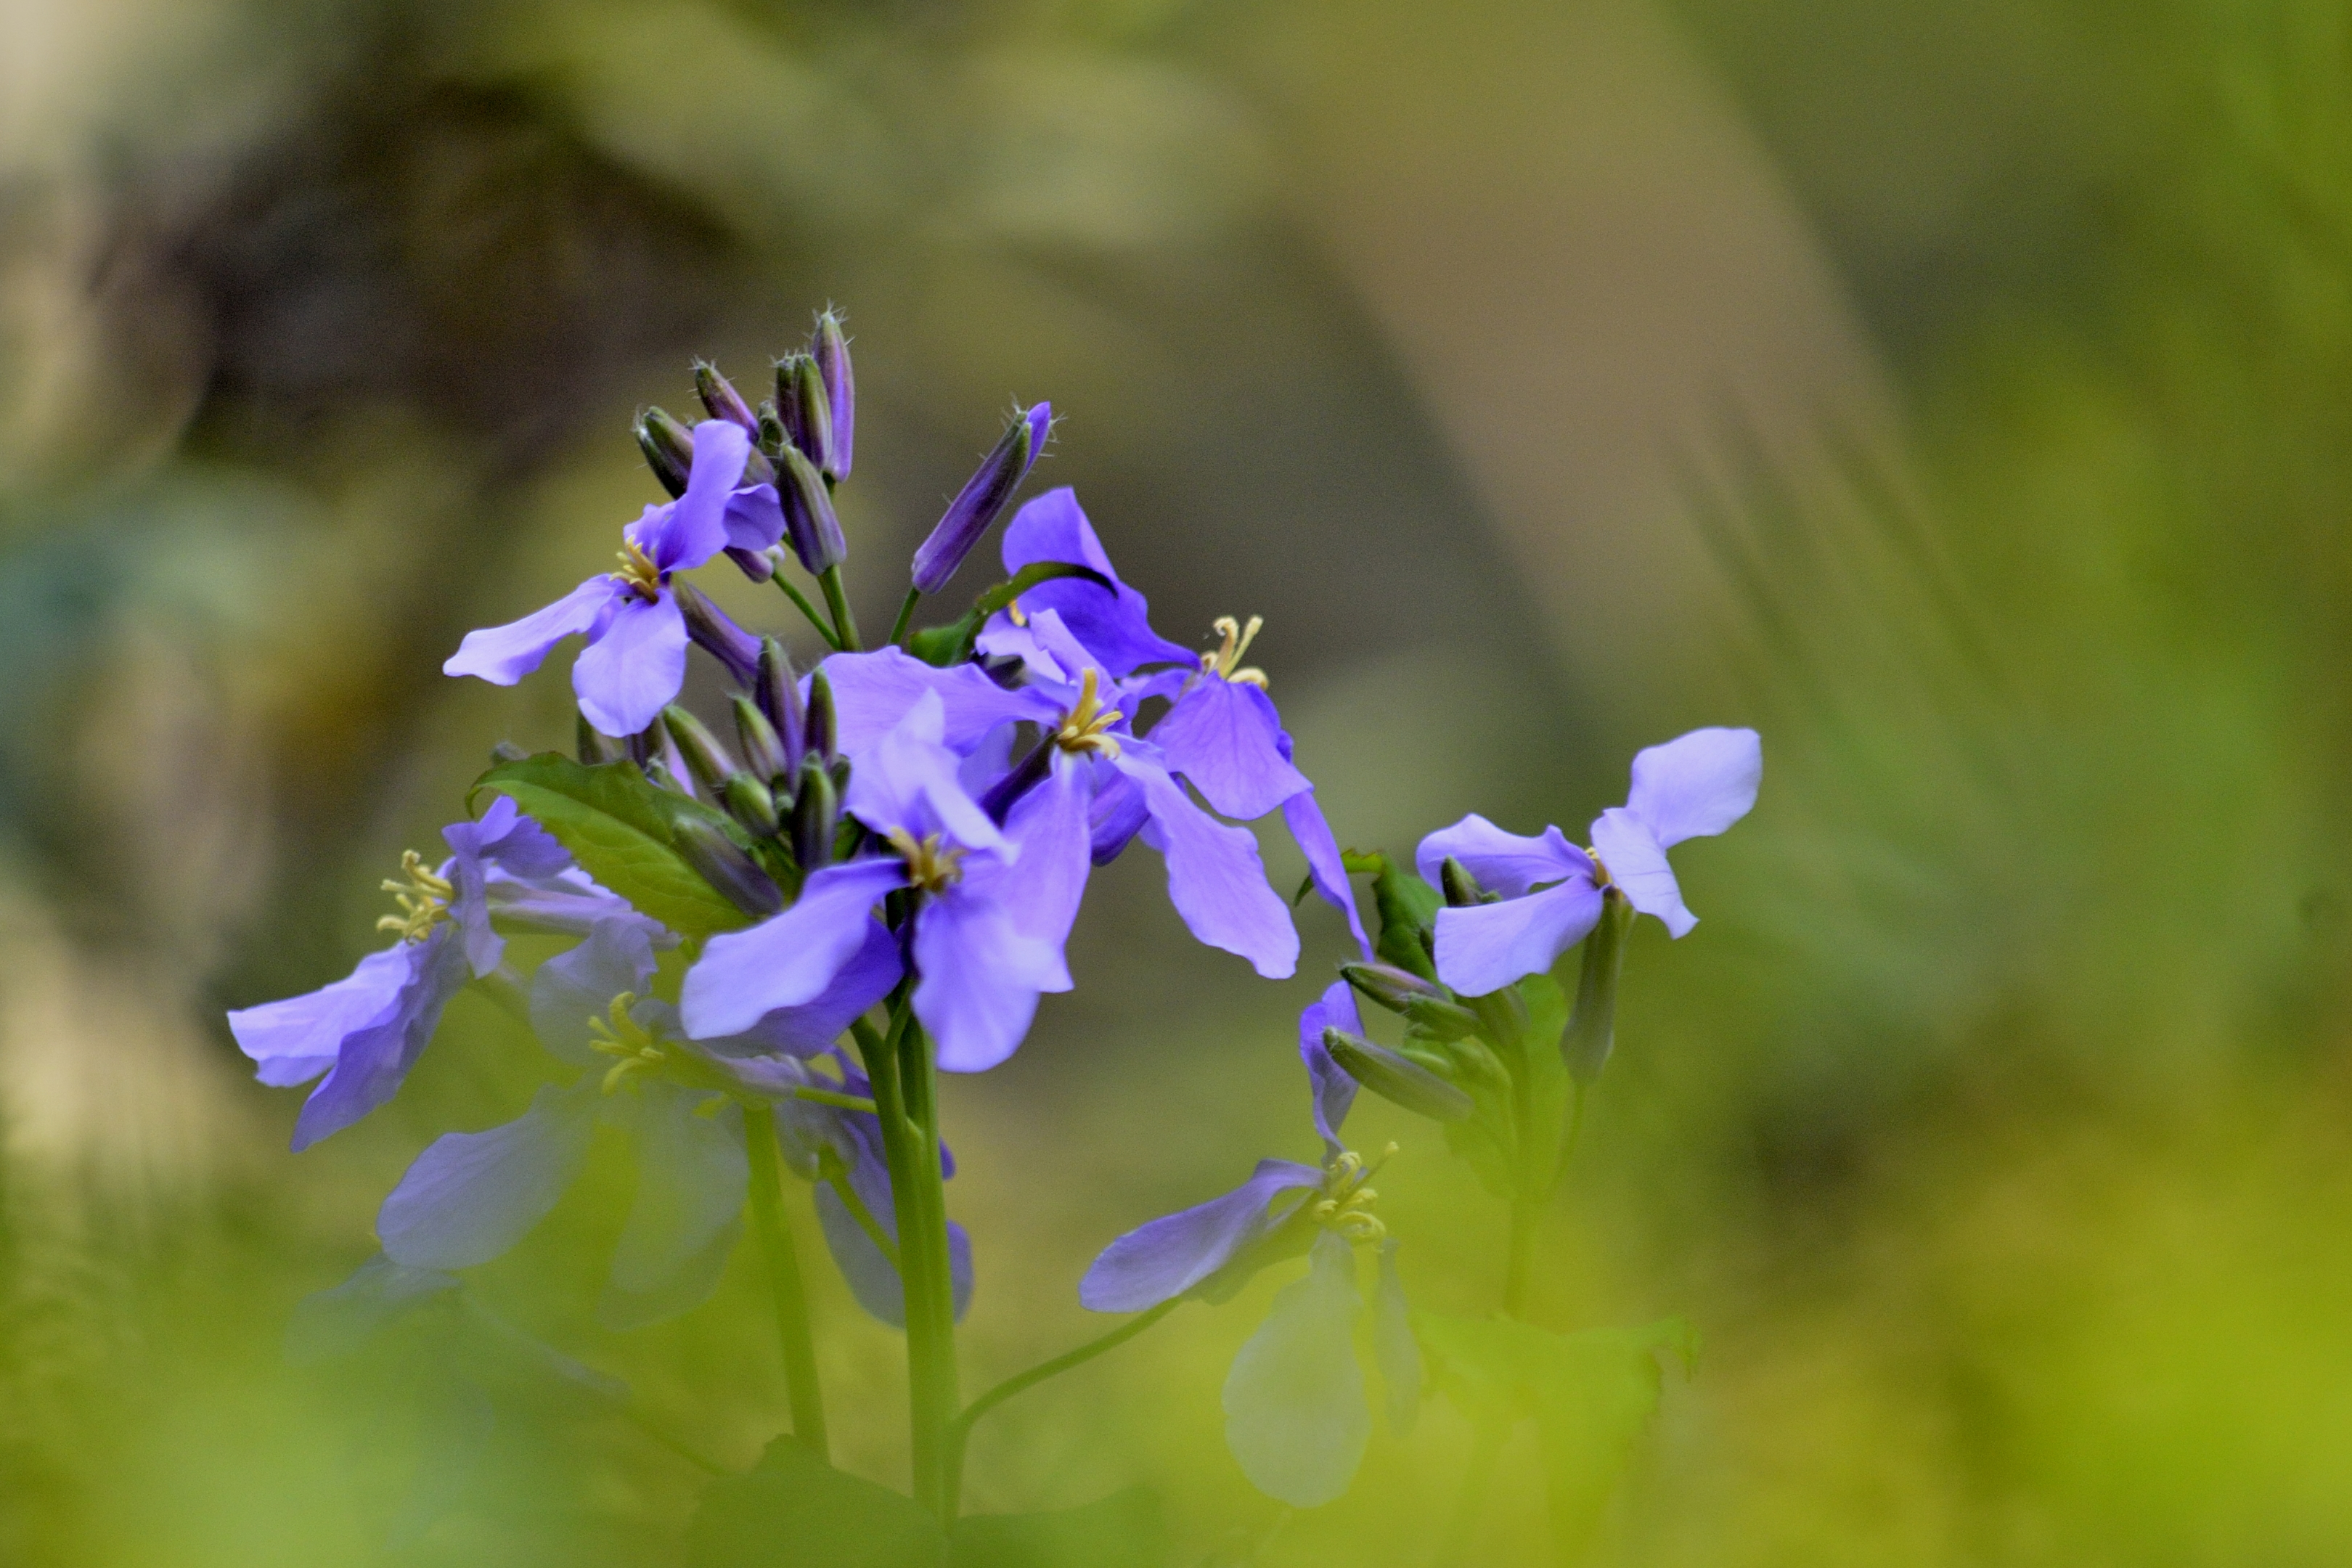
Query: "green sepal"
1342 849 1443 980
907 561 1111 667
468 753 758 940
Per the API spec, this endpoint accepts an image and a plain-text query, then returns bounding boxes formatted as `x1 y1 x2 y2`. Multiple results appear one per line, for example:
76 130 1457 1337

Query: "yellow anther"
1310 1141 1397 1245
1584 849 1612 888
1201 615 1269 688
376 852 455 942
587 992 667 1093
611 536 665 601
1050 667 1124 759
886 828 968 893
1007 601 1029 627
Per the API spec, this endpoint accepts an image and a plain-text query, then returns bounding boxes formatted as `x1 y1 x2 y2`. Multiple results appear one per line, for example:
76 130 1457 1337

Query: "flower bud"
1439 856 1489 908
578 716 628 766
694 359 758 433
722 772 783 838
724 544 776 583
791 352 836 476
908 403 1049 595
756 401 788 457
776 442 846 574
755 638 807 775
790 755 838 874
635 407 695 499
1340 962 1481 1040
660 704 738 797
731 693 788 783
1563 889 1633 1082
804 668 838 765
671 815 784 918
812 309 854 478
672 581 760 687
1322 1028 1476 1123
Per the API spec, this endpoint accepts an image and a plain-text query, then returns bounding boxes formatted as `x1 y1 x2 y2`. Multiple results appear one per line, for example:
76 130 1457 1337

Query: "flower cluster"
229 309 1759 1541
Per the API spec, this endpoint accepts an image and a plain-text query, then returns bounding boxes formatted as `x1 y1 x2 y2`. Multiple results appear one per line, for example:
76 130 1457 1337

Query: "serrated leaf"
686 1438 946 1568
470 754 754 939
948 1488 1164 1568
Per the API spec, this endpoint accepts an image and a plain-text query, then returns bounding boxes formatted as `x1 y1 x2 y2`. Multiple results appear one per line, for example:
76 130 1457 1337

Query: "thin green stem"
744 1106 829 1458
820 1158 899 1267
791 1087 879 1115
895 1012 962 1519
818 564 862 650
889 587 923 648
773 574 844 650
944 1300 1179 1492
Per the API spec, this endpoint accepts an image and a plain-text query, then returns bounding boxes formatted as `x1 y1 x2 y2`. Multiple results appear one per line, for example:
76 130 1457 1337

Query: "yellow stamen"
1310 1140 1398 1245
611 536 664 601
376 852 455 942
587 992 666 1093
1201 615 1269 688
886 828 967 893
1007 601 1029 627
1050 667 1124 759
1585 849 1612 888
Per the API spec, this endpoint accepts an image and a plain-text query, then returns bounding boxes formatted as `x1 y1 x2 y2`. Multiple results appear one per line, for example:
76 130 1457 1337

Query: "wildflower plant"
230 307 1759 1561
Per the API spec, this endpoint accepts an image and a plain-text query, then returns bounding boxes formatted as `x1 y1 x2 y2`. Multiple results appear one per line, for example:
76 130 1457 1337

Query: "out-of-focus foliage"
4 0 2352 1564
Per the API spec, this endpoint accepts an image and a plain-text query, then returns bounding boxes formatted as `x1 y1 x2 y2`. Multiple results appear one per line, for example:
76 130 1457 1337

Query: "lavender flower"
1079 984 1418 1507
444 420 782 735
1415 727 1762 996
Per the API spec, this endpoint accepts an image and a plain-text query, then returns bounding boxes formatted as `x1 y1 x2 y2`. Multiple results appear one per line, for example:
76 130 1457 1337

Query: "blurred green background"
5 0 2352 1562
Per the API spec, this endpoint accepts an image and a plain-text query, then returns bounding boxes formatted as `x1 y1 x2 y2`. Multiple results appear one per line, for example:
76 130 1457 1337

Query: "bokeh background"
6 0 2352 1562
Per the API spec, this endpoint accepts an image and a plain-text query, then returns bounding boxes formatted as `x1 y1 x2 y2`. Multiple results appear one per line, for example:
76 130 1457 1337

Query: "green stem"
944 1301 1179 1500
744 1105 829 1458
792 1087 879 1115
896 1013 962 1519
773 574 844 650
889 587 923 648
821 1157 899 1267
818 564 862 650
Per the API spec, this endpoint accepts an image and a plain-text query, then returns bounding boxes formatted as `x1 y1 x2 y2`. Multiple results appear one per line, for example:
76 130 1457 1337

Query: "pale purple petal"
483 881 669 945
1079 1159 1323 1312
291 928 471 1150
997 750 1093 954
707 918 902 1058
998 488 1193 674
444 576 618 685
1299 981 1362 1156
1430 876 1604 996
453 796 572 881
572 591 689 737
1413 814 1590 898
229 946 412 1088
530 919 660 1065
1373 1240 1420 1434
845 690 1012 855
722 483 786 552
1151 678 1312 822
971 616 1071 684
1222 1230 1371 1508
807 1104 975 1326
911 882 1070 1072
1282 791 1372 960
637 420 748 572
1591 806 1694 937
1119 752 1299 980
817 647 1055 759
681 859 910 1038
377 1082 599 1269
607 1087 747 1299
1087 768 1150 865
1621 726 1762 849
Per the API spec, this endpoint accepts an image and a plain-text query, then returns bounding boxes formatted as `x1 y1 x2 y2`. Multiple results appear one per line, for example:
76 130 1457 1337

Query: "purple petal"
911 881 1071 1072
1281 791 1372 960
997 750 1094 955
814 1184 976 1327
1299 981 1363 1156
638 420 748 572
531 919 660 1065
483 881 669 945
817 647 1055 759
722 483 786 552
998 488 1193 674
1151 679 1312 822
1222 1230 1371 1508
229 946 412 1088
1373 1240 1420 1434
573 592 689 738
681 858 910 1038
1430 877 1604 996
709 917 902 1058
844 690 1013 854
1591 806 1695 936
292 928 471 1150
607 1087 747 1299
1088 768 1150 865
1079 1159 1323 1312
1119 752 1299 980
444 576 618 686
1621 726 1762 849
453 796 572 881
1413 813 1591 898
377 1082 598 1269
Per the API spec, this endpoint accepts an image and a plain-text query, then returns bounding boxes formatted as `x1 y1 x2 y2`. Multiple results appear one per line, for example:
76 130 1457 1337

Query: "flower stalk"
743 1104 830 1459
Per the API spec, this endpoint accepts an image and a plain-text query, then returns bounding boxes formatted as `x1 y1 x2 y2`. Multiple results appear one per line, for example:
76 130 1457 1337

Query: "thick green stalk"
895 1014 962 1519
743 1106 829 1458
818 564 862 650
943 1300 1180 1514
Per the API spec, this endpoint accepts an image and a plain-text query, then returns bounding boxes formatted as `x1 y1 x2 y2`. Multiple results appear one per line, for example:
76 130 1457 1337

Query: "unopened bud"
722 772 783 838
756 401 788 457
788 353 834 476
672 581 760 686
731 693 788 783
661 705 738 797
1439 857 1489 908
909 404 1048 595
812 309 854 479
578 716 628 766
1563 889 1634 1082
804 669 838 765
1341 961 1481 1040
776 443 846 574
635 407 695 499
1323 1028 1476 1123
790 756 838 873
671 815 783 918
694 359 758 433
724 544 775 583
755 638 806 775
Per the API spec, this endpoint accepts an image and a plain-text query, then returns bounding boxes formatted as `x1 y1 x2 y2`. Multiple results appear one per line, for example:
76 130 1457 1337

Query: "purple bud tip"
694 360 759 433
907 401 1048 595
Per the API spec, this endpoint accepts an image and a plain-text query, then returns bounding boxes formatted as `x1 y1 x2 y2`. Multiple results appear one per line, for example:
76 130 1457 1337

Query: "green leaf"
686 1439 946 1568
907 562 1113 667
1342 850 1443 980
948 1489 1164 1568
470 753 756 939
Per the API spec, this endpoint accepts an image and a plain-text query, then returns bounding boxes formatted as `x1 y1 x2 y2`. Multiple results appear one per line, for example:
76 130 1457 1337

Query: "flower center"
1585 849 1612 888
1309 1141 1397 1244
611 537 665 601
1051 667 1124 759
1201 615 1268 688
376 852 454 942
886 828 967 893
587 992 667 1093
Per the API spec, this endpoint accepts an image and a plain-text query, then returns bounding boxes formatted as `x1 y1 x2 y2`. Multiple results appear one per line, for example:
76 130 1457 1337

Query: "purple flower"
444 420 779 736
974 487 1191 678
376 917 938 1328
1415 727 1762 996
1079 983 1418 1507
680 691 1072 1071
228 798 640 1150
